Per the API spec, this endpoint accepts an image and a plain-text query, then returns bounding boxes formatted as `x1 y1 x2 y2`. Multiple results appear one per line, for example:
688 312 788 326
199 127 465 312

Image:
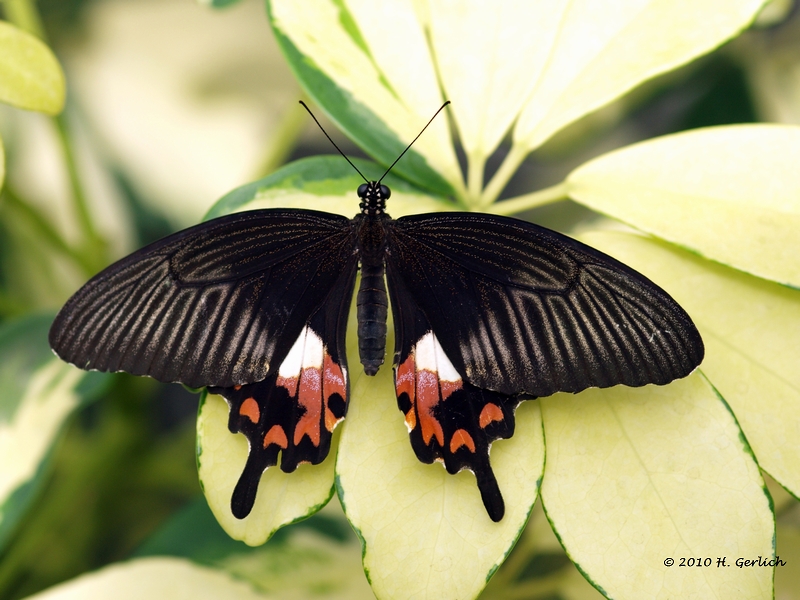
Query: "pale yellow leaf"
513 0 765 152
580 230 800 500
336 304 545 599
568 125 800 287
233 185 453 219
197 393 337 547
270 0 461 189
427 0 564 158
541 374 773 599
0 21 65 115
25 557 270 600
0 361 82 508
737 14 800 125
219 507 374 599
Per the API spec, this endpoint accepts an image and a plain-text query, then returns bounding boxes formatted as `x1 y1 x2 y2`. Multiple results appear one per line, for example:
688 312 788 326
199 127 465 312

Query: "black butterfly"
49 105 704 523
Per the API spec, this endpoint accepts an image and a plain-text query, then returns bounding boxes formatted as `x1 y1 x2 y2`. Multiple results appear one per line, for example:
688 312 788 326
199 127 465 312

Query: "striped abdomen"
357 261 388 375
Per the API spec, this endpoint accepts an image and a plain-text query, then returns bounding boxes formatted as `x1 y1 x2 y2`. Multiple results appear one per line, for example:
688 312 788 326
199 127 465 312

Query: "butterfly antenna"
299 100 369 183
378 100 451 183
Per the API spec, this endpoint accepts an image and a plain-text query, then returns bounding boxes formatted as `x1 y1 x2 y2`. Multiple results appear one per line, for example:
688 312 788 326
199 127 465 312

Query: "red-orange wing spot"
263 425 288 449
479 403 505 428
395 356 415 401
449 428 476 453
396 355 418 430
233 384 242 391
239 397 260 424
416 370 444 446
294 367 322 446
276 375 299 397
404 408 417 430
322 353 346 431
439 379 462 400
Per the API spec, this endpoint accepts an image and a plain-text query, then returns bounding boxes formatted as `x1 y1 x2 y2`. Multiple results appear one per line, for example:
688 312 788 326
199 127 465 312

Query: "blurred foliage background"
1 0 799 598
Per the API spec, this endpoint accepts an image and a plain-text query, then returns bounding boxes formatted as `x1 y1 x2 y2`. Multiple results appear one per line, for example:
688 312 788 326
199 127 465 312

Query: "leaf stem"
253 98 309 178
479 143 530 208
2 0 46 39
465 151 485 209
4 0 108 273
52 114 108 271
1 188 95 274
488 181 569 216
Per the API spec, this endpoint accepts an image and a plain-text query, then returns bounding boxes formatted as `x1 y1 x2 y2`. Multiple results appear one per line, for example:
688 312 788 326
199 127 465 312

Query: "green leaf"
581 230 800 500
739 17 800 124
197 0 246 7
137 497 374 598
0 314 109 552
0 135 5 189
567 124 800 287
0 21 65 115
24 557 271 599
205 156 455 221
776 506 800 598
511 0 766 153
336 299 545 599
266 0 461 198
541 373 774 598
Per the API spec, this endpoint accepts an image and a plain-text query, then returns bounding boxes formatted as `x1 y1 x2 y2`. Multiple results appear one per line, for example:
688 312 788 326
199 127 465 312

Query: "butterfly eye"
357 183 369 197
379 184 391 199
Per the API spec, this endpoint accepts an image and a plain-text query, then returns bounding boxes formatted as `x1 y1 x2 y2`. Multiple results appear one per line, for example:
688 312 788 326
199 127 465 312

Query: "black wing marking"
388 271 524 522
387 213 704 397
209 263 354 519
49 209 356 389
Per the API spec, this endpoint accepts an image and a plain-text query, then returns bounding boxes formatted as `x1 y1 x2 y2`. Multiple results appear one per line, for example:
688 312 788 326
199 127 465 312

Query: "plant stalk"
488 182 569 216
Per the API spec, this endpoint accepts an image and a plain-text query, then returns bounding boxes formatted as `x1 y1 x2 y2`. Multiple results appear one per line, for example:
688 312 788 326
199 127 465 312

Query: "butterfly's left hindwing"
209 262 356 519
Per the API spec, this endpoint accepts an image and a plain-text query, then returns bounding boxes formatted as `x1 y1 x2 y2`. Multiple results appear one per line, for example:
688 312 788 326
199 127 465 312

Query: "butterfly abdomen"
356 260 388 376
355 211 390 376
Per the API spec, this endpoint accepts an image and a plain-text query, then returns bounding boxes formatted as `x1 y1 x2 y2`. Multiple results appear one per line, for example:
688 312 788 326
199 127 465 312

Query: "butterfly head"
358 181 390 215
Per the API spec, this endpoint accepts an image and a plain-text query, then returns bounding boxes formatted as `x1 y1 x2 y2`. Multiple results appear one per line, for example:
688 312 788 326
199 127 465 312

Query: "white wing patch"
278 326 324 377
414 331 461 383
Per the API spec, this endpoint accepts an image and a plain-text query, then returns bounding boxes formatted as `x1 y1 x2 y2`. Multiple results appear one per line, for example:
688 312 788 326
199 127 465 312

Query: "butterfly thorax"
357 180 389 216
355 181 392 375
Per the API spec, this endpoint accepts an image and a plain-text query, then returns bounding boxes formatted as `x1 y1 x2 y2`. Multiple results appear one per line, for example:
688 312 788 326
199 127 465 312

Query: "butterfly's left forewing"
387 213 704 398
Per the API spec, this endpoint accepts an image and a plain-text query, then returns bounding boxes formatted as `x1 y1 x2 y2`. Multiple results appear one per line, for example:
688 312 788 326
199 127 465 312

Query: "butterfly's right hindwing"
49 209 357 389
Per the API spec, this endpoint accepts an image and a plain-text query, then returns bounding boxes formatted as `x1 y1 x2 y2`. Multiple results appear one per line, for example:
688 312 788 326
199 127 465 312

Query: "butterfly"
49 103 704 522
